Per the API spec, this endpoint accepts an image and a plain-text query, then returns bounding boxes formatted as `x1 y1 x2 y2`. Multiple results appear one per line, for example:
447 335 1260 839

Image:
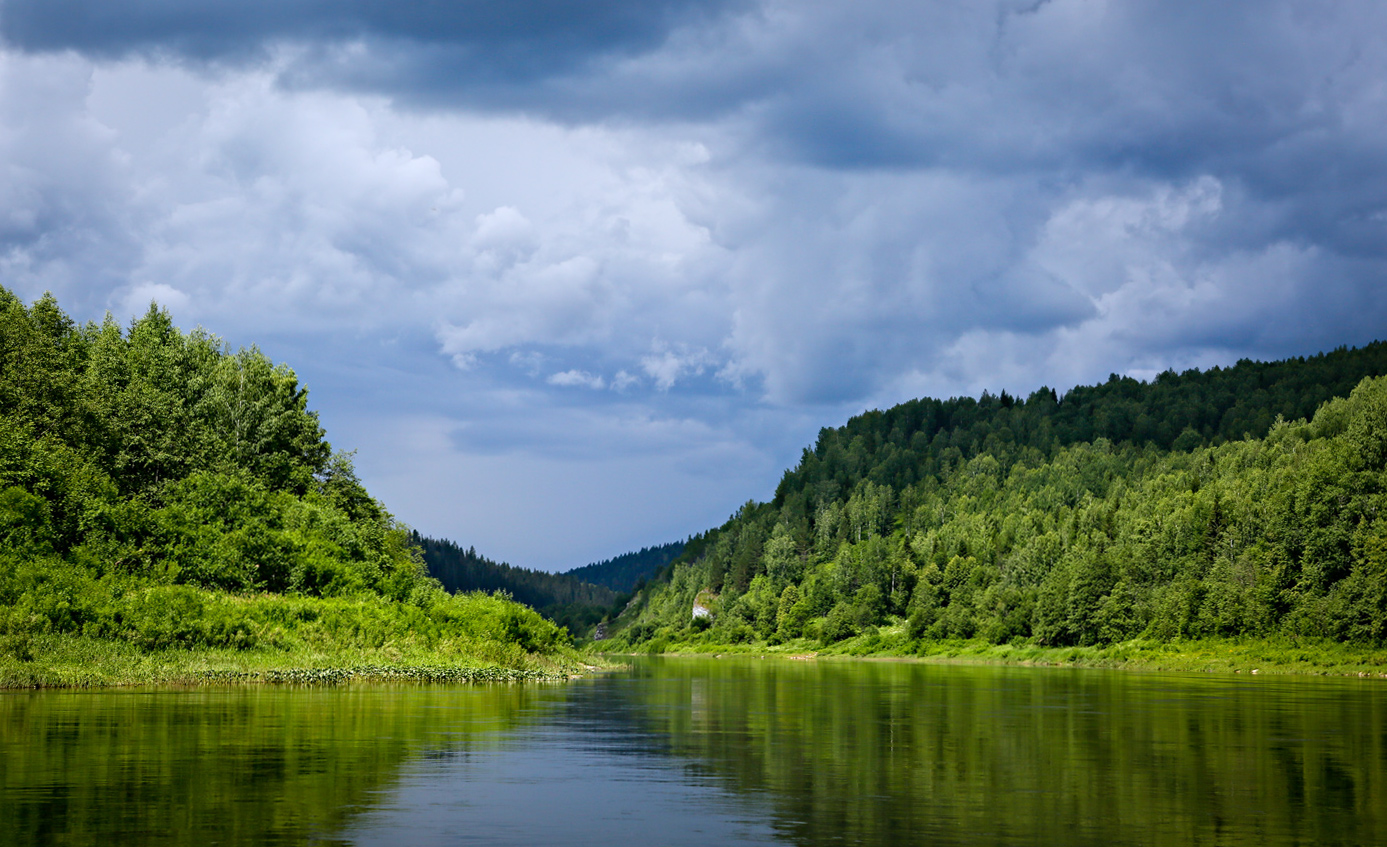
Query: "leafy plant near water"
0 287 571 684
611 347 1387 659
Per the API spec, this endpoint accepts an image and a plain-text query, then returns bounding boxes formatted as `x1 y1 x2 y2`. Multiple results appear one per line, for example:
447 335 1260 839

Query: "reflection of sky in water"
341 683 781 847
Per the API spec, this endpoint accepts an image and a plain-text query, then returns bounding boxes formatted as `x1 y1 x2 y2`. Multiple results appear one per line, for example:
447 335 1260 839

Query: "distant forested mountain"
414 533 617 630
611 342 1387 652
564 541 686 593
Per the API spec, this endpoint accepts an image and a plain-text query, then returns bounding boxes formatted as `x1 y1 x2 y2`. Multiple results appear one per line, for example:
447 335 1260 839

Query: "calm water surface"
3 657 1384 845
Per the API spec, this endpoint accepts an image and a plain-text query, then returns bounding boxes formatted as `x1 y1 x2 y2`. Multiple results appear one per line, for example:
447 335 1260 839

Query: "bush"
821 602 858 644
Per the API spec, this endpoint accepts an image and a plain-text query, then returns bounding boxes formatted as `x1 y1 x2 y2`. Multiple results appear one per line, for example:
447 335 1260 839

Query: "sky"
2 1 1386 571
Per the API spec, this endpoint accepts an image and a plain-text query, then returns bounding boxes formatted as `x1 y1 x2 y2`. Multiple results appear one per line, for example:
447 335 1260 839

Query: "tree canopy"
613 344 1387 651
563 541 686 593
0 288 567 661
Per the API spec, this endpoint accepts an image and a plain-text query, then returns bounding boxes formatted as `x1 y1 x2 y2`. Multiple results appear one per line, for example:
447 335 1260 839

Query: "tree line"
564 541 686 592
612 345 1387 650
415 533 616 608
414 535 692 635
0 288 565 659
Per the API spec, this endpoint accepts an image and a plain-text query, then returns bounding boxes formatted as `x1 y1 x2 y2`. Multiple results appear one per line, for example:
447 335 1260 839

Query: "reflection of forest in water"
603 657 1387 847
4 663 1386 846
0 683 564 846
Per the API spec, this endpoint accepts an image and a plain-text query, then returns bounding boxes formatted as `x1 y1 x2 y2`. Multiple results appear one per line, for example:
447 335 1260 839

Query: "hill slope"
564 541 686 593
416 534 617 608
611 345 1387 654
415 533 621 633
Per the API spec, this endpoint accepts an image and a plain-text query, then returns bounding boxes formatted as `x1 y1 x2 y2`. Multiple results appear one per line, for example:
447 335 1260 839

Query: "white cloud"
0 53 139 309
547 369 606 389
508 350 545 375
118 282 191 320
641 341 717 391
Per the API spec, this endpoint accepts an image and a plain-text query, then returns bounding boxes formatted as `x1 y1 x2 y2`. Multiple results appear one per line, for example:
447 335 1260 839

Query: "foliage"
415 533 616 613
0 287 570 677
416 536 690 637
774 339 1387 505
611 350 1387 653
564 541 687 592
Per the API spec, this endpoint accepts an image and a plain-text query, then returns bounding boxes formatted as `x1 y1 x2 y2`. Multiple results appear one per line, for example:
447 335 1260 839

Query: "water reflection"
2 660 1385 846
0 684 559 846
601 657 1387 846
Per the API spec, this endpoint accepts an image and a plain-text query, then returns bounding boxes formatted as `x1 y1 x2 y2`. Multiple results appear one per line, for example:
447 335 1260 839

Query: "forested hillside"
778 341 1387 505
415 533 617 632
564 541 686 593
611 346 1387 653
0 288 568 681
417 534 616 608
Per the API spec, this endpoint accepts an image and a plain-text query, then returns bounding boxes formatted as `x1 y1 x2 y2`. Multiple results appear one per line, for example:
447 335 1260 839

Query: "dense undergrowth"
0 288 574 686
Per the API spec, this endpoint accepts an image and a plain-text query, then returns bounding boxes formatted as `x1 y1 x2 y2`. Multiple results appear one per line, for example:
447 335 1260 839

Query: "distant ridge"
414 533 616 611
564 541 687 593
414 534 687 636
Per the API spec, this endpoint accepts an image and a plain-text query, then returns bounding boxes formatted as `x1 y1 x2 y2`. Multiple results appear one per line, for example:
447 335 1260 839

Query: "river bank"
0 632 593 689
614 628 1387 677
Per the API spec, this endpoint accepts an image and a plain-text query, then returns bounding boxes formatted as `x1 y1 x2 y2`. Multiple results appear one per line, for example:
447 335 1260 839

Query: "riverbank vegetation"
617 633 1387 677
0 288 576 687
606 344 1387 674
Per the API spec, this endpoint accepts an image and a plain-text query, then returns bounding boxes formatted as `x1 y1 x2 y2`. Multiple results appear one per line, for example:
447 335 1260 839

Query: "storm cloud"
2 0 1385 567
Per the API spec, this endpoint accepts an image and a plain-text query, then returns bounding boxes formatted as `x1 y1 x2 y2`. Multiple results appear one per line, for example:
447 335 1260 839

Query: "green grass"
0 564 598 688
0 631 590 689
607 625 1387 677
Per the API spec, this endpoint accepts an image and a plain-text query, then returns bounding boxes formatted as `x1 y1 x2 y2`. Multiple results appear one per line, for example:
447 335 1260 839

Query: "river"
3 656 1384 845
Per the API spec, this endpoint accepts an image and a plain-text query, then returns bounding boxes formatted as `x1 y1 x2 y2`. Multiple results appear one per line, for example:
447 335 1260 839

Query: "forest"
415 533 622 633
609 344 1387 654
0 288 570 683
414 536 686 634
565 541 686 593
11 282 1387 676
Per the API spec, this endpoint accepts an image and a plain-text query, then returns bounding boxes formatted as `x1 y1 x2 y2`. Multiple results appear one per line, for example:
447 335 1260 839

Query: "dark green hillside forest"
413 537 685 635
611 345 1387 658
565 541 686 593
0 288 570 685
415 533 617 633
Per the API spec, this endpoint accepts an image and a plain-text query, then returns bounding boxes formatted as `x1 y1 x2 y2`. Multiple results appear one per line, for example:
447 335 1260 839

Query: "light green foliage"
0 288 569 677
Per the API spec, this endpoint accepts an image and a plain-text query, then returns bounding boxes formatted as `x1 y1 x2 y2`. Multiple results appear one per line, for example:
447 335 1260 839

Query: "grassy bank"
0 632 589 689
616 625 1387 677
0 580 594 689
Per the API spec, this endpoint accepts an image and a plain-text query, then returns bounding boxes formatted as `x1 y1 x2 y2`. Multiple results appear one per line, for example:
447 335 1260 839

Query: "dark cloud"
0 0 747 78
9 1 1385 187
6 1 1387 563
